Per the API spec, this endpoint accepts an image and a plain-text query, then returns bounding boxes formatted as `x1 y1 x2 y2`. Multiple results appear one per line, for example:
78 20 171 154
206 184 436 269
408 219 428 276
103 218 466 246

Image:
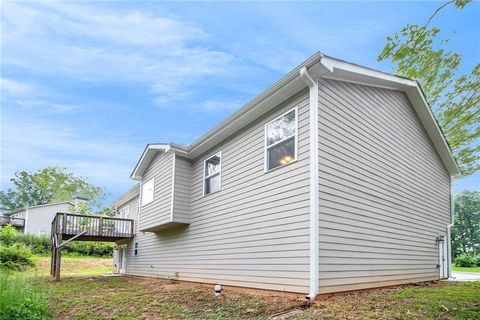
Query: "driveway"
451 272 480 281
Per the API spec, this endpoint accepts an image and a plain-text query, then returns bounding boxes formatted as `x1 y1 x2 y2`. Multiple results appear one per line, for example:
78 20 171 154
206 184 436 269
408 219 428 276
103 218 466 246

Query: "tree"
378 0 479 175
451 191 480 257
0 166 107 211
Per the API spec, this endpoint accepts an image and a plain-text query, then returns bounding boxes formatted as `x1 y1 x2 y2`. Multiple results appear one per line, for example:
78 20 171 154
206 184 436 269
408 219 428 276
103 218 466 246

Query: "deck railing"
52 212 134 238
0 216 25 227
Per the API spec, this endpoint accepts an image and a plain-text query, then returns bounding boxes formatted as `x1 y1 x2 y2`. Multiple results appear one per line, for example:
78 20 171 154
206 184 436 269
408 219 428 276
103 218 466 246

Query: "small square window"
204 153 221 195
133 242 138 256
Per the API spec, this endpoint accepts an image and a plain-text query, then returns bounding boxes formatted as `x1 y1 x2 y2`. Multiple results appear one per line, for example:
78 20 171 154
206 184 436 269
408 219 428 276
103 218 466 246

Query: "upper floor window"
141 178 154 206
265 108 297 171
119 205 129 218
204 152 222 195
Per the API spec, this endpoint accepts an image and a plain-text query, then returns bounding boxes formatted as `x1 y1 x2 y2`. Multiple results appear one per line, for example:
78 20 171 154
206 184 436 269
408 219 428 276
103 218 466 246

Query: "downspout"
300 66 319 300
446 177 456 279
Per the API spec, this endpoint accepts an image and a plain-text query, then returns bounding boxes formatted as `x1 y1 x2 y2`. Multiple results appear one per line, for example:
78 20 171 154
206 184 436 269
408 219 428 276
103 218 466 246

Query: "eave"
131 52 461 180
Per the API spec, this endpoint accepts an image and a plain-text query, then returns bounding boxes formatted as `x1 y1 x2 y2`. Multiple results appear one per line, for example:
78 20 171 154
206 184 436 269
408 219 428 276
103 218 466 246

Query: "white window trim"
141 177 155 206
264 106 299 173
203 151 222 196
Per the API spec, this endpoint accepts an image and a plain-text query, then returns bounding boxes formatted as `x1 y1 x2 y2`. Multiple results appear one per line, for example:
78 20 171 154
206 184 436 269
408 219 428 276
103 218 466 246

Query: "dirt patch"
40 275 479 320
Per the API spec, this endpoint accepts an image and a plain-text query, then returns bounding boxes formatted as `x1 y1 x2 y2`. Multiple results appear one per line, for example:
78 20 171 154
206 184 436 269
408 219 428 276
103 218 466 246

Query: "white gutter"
447 177 456 278
300 66 320 300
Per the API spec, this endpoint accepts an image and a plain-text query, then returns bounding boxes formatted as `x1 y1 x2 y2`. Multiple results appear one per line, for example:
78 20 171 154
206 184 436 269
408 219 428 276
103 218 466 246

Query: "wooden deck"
0 216 25 228
51 212 134 280
52 212 134 242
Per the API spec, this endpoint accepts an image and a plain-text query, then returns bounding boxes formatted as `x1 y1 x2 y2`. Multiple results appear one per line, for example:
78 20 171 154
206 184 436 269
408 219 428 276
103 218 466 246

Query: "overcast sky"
1 1 479 205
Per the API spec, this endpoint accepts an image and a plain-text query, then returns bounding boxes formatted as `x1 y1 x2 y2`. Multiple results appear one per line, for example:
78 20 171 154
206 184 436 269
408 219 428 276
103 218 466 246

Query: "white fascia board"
129 53 460 180
316 56 461 178
130 144 171 180
320 56 416 88
111 184 140 208
405 85 461 178
187 53 325 159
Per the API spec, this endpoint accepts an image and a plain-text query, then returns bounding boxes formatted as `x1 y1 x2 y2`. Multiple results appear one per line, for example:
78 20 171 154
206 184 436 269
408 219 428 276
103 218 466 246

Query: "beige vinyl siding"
317 78 451 294
114 196 139 271
126 90 311 293
118 197 139 233
172 156 192 222
139 152 174 230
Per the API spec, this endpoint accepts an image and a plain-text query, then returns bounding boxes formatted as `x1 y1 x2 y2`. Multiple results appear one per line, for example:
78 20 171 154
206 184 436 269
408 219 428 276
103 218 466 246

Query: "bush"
63 241 114 257
0 244 36 271
0 225 16 246
13 233 50 255
13 232 114 257
454 254 478 267
0 272 50 320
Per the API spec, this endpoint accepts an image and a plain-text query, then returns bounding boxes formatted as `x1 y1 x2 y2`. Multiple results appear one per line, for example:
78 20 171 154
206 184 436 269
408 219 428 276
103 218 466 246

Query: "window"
133 242 138 256
265 108 297 171
141 178 154 206
119 206 129 218
204 152 221 195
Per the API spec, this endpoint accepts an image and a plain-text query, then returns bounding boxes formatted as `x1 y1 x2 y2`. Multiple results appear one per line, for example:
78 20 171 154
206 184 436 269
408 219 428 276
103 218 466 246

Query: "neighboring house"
111 53 461 299
2 198 87 236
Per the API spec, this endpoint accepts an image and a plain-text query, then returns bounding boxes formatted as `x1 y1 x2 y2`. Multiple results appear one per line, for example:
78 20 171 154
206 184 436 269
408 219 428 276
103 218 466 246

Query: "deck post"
54 232 62 281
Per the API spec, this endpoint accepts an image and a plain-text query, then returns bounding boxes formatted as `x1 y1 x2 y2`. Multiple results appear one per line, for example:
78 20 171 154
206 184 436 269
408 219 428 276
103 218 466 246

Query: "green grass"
452 265 480 273
0 272 50 320
29 256 112 277
6 256 480 319
297 282 480 320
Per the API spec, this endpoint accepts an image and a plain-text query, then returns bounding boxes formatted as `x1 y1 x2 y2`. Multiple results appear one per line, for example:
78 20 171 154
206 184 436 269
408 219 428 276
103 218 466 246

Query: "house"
111 53 461 299
1 197 87 236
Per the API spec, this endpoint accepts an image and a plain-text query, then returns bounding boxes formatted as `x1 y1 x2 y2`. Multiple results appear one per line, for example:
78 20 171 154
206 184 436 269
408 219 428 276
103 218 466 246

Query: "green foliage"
0 273 50 320
0 226 36 271
0 165 107 211
452 191 480 257
13 233 51 255
454 254 478 267
0 244 36 271
378 0 479 175
63 241 114 257
70 201 116 217
0 225 16 246
12 232 113 257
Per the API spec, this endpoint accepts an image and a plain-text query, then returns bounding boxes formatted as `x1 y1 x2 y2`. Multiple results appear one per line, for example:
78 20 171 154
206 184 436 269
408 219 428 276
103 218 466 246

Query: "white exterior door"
118 245 127 274
438 236 448 279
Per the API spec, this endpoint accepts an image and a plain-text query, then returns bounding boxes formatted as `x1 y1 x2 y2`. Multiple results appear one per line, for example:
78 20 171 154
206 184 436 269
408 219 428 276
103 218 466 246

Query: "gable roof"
4 201 74 216
131 52 461 180
111 183 140 208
